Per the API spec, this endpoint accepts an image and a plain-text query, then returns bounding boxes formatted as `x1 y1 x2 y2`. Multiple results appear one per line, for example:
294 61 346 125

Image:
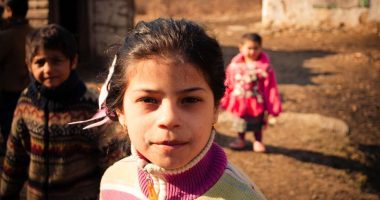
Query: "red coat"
221 52 282 117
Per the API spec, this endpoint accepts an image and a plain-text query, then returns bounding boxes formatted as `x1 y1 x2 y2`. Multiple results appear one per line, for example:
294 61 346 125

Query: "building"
27 0 135 67
262 0 380 29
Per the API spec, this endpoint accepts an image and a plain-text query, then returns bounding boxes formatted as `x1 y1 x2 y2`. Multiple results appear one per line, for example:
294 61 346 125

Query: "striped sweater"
0 72 128 200
100 133 266 200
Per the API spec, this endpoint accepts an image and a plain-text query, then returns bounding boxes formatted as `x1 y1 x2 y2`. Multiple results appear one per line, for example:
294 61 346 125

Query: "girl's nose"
157 100 180 130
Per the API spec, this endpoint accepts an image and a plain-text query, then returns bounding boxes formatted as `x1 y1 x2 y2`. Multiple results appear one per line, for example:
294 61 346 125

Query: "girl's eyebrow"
132 87 206 94
178 87 207 94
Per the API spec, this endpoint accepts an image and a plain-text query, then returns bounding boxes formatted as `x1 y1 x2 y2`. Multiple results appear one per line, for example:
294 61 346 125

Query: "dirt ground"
129 0 380 199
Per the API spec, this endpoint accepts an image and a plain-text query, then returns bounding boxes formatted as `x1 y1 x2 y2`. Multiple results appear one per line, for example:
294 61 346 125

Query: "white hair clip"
68 56 117 129
99 56 116 109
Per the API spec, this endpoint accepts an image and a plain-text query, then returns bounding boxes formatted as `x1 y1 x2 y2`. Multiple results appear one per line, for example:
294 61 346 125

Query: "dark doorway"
49 0 90 67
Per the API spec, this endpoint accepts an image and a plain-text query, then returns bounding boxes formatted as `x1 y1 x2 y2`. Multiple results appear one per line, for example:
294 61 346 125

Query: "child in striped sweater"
84 18 267 200
0 24 128 200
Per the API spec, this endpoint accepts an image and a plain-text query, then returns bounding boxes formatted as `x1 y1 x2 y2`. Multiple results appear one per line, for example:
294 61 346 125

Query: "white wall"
262 0 378 28
89 0 134 56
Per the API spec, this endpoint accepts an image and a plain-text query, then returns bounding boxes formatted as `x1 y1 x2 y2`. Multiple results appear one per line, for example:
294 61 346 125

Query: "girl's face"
117 57 218 169
239 40 262 61
28 49 76 88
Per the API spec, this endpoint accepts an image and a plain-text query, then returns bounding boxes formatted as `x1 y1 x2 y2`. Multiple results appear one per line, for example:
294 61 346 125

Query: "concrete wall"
262 0 379 29
26 0 135 58
27 0 49 27
89 0 135 56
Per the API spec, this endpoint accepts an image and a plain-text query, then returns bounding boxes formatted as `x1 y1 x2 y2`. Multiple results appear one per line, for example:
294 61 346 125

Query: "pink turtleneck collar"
135 134 227 199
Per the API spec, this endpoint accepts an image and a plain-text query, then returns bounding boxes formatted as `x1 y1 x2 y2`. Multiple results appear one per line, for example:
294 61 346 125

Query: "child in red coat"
221 33 282 152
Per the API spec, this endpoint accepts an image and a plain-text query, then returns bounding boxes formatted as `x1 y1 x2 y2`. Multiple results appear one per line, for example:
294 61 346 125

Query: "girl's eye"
181 97 202 104
138 97 158 104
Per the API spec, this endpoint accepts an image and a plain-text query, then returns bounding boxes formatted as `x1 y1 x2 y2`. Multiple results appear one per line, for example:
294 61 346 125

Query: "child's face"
117 57 218 169
239 40 262 61
28 49 76 88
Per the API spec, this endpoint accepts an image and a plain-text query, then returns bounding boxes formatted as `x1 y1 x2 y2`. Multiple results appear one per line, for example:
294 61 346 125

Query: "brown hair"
104 18 225 117
241 32 262 46
25 24 77 64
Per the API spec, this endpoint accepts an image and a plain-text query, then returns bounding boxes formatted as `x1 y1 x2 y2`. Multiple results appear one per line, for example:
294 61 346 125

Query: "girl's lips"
160 141 186 145
152 140 188 152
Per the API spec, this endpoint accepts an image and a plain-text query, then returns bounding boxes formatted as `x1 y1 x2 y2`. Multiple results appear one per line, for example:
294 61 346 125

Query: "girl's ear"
116 108 126 127
70 54 78 70
213 107 219 125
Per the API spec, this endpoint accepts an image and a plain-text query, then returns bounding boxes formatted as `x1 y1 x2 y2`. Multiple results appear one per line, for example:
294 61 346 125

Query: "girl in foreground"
92 18 266 200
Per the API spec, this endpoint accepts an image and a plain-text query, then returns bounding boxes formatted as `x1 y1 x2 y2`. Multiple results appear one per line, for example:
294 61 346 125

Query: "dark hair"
26 24 78 64
241 33 262 46
4 0 28 18
105 18 225 114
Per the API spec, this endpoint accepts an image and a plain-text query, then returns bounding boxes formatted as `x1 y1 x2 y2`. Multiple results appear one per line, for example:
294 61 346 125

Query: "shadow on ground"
267 144 380 195
215 128 380 195
357 144 380 194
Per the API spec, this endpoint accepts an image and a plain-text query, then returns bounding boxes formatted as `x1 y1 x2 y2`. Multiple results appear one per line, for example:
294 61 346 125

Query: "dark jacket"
0 72 129 200
0 19 32 92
